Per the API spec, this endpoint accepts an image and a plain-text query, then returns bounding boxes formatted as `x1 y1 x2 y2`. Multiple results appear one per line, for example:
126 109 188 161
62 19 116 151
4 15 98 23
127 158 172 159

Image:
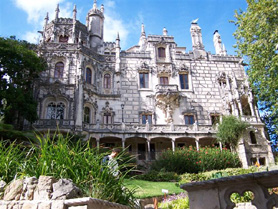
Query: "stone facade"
31 1 274 167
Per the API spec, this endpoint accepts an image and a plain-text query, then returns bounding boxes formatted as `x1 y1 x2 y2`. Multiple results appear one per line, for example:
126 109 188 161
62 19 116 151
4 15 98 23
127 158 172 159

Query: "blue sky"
0 0 247 54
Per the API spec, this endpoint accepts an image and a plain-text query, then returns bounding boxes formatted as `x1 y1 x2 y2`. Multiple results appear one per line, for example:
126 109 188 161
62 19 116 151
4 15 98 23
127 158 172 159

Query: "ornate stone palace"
32 1 274 167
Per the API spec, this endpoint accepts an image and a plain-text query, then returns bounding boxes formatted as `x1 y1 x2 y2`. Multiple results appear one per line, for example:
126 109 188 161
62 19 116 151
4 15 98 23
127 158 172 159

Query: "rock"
33 176 57 200
20 177 38 200
0 180 7 192
3 179 24 201
51 179 82 200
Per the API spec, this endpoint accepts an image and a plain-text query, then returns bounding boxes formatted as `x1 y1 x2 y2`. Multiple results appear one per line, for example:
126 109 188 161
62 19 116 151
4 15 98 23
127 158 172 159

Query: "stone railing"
33 119 75 130
83 123 216 134
155 84 179 93
180 170 278 209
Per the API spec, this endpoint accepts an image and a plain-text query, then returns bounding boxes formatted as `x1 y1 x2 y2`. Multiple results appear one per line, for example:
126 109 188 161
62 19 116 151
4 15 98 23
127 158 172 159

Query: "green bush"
0 132 137 207
135 170 180 182
151 146 241 174
179 167 260 184
159 193 189 209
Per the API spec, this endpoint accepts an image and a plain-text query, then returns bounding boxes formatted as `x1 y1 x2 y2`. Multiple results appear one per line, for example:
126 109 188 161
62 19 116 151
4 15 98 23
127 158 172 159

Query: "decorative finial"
73 5 77 21
93 0 97 10
101 4 104 13
141 23 145 36
163 27 168 36
55 4 60 21
191 18 199 24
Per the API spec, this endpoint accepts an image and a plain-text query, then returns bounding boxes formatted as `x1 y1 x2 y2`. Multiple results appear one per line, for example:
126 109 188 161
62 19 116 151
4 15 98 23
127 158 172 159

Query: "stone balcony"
181 170 278 209
155 84 180 105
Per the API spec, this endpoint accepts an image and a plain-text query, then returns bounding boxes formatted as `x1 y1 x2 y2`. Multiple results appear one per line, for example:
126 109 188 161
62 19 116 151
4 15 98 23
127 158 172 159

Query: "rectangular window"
139 73 149 88
211 114 220 125
158 47 166 58
184 115 194 125
142 114 152 124
103 113 112 124
160 77 169 85
179 74 189 89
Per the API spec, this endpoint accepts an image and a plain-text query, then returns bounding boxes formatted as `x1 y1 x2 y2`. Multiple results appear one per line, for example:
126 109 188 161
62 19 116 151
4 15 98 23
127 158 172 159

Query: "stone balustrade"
181 170 278 209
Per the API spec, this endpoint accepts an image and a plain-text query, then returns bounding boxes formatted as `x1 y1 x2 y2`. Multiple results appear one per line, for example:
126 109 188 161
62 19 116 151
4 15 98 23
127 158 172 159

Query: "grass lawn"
124 179 184 199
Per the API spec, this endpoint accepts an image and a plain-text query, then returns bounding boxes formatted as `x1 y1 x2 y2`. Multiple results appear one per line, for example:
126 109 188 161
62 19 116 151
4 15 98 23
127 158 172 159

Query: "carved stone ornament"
137 62 150 72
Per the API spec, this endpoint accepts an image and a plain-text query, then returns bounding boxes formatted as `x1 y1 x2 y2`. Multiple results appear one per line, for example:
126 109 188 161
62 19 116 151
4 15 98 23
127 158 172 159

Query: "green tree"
216 115 250 151
0 37 46 129
232 0 278 146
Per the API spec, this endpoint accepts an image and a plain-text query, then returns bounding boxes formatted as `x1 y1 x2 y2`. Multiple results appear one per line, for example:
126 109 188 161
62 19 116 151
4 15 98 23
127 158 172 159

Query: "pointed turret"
138 23 147 51
115 33 121 73
213 30 227 56
163 27 168 36
87 0 105 48
73 5 77 22
44 12 49 28
190 21 204 51
55 4 60 22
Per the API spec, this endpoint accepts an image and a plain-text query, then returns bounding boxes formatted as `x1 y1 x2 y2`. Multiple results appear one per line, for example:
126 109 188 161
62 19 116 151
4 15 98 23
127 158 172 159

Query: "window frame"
54 62 64 79
141 113 152 124
179 73 189 89
83 107 90 123
46 102 65 119
160 76 169 85
139 72 149 88
158 47 166 58
85 68 92 84
184 114 195 125
103 73 111 89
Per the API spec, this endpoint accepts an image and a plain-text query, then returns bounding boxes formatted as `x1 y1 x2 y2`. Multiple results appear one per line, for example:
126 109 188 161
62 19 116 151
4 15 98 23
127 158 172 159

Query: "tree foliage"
233 0 278 147
0 37 46 129
216 115 250 150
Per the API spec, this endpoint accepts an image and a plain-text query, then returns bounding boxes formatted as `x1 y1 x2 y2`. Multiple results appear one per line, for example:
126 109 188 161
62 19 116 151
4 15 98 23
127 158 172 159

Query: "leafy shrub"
135 170 180 182
151 146 241 174
0 131 137 207
159 193 189 209
178 167 260 184
216 115 249 150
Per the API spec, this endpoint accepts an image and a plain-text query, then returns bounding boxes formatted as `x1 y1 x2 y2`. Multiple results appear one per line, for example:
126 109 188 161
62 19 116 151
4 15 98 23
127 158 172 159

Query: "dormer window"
59 35 68 43
158 47 166 58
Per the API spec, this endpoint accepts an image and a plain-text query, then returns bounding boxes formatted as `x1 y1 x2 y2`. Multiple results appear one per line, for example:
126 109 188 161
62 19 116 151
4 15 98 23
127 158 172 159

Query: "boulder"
20 176 38 200
51 179 82 200
0 180 7 192
3 179 24 201
33 176 57 200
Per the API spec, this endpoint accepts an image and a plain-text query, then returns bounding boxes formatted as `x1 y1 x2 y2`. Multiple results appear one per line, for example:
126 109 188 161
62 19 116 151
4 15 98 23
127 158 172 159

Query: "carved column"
122 135 126 149
171 138 176 152
147 138 151 161
96 136 100 148
237 99 243 116
195 138 200 151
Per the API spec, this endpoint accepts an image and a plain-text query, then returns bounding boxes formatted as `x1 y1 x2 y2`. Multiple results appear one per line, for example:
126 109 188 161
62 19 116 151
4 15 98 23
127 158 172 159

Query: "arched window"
103 73 111 89
84 107 90 123
158 47 166 58
59 35 68 43
86 68 92 84
54 62 64 78
250 131 257 144
46 102 65 119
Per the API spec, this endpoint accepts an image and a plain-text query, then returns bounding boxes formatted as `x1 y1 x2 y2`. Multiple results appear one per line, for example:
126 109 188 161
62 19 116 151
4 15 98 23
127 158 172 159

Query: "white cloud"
103 0 129 48
14 0 73 42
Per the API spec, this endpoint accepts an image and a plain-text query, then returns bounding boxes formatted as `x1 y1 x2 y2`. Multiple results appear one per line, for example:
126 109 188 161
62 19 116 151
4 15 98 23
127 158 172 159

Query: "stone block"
33 176 57 201
51 201 64 209
4 179 24 201
22 202 38 209
38 202 51 209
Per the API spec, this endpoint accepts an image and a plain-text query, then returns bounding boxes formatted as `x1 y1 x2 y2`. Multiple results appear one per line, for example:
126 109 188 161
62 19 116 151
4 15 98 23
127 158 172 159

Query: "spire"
100 4 104 13
44 12 49 27
116 32 120 48
141 23 146 36
73 5 77 21
55 4 60 22
163 27 168 36
93 0 97 11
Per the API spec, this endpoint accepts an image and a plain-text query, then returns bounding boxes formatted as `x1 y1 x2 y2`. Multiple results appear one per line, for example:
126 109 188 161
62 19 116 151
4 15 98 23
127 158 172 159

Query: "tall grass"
0 132 137 207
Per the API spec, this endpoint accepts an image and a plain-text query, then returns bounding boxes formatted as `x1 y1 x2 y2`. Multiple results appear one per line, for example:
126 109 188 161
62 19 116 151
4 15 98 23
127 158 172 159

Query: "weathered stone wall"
0 176 129 209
